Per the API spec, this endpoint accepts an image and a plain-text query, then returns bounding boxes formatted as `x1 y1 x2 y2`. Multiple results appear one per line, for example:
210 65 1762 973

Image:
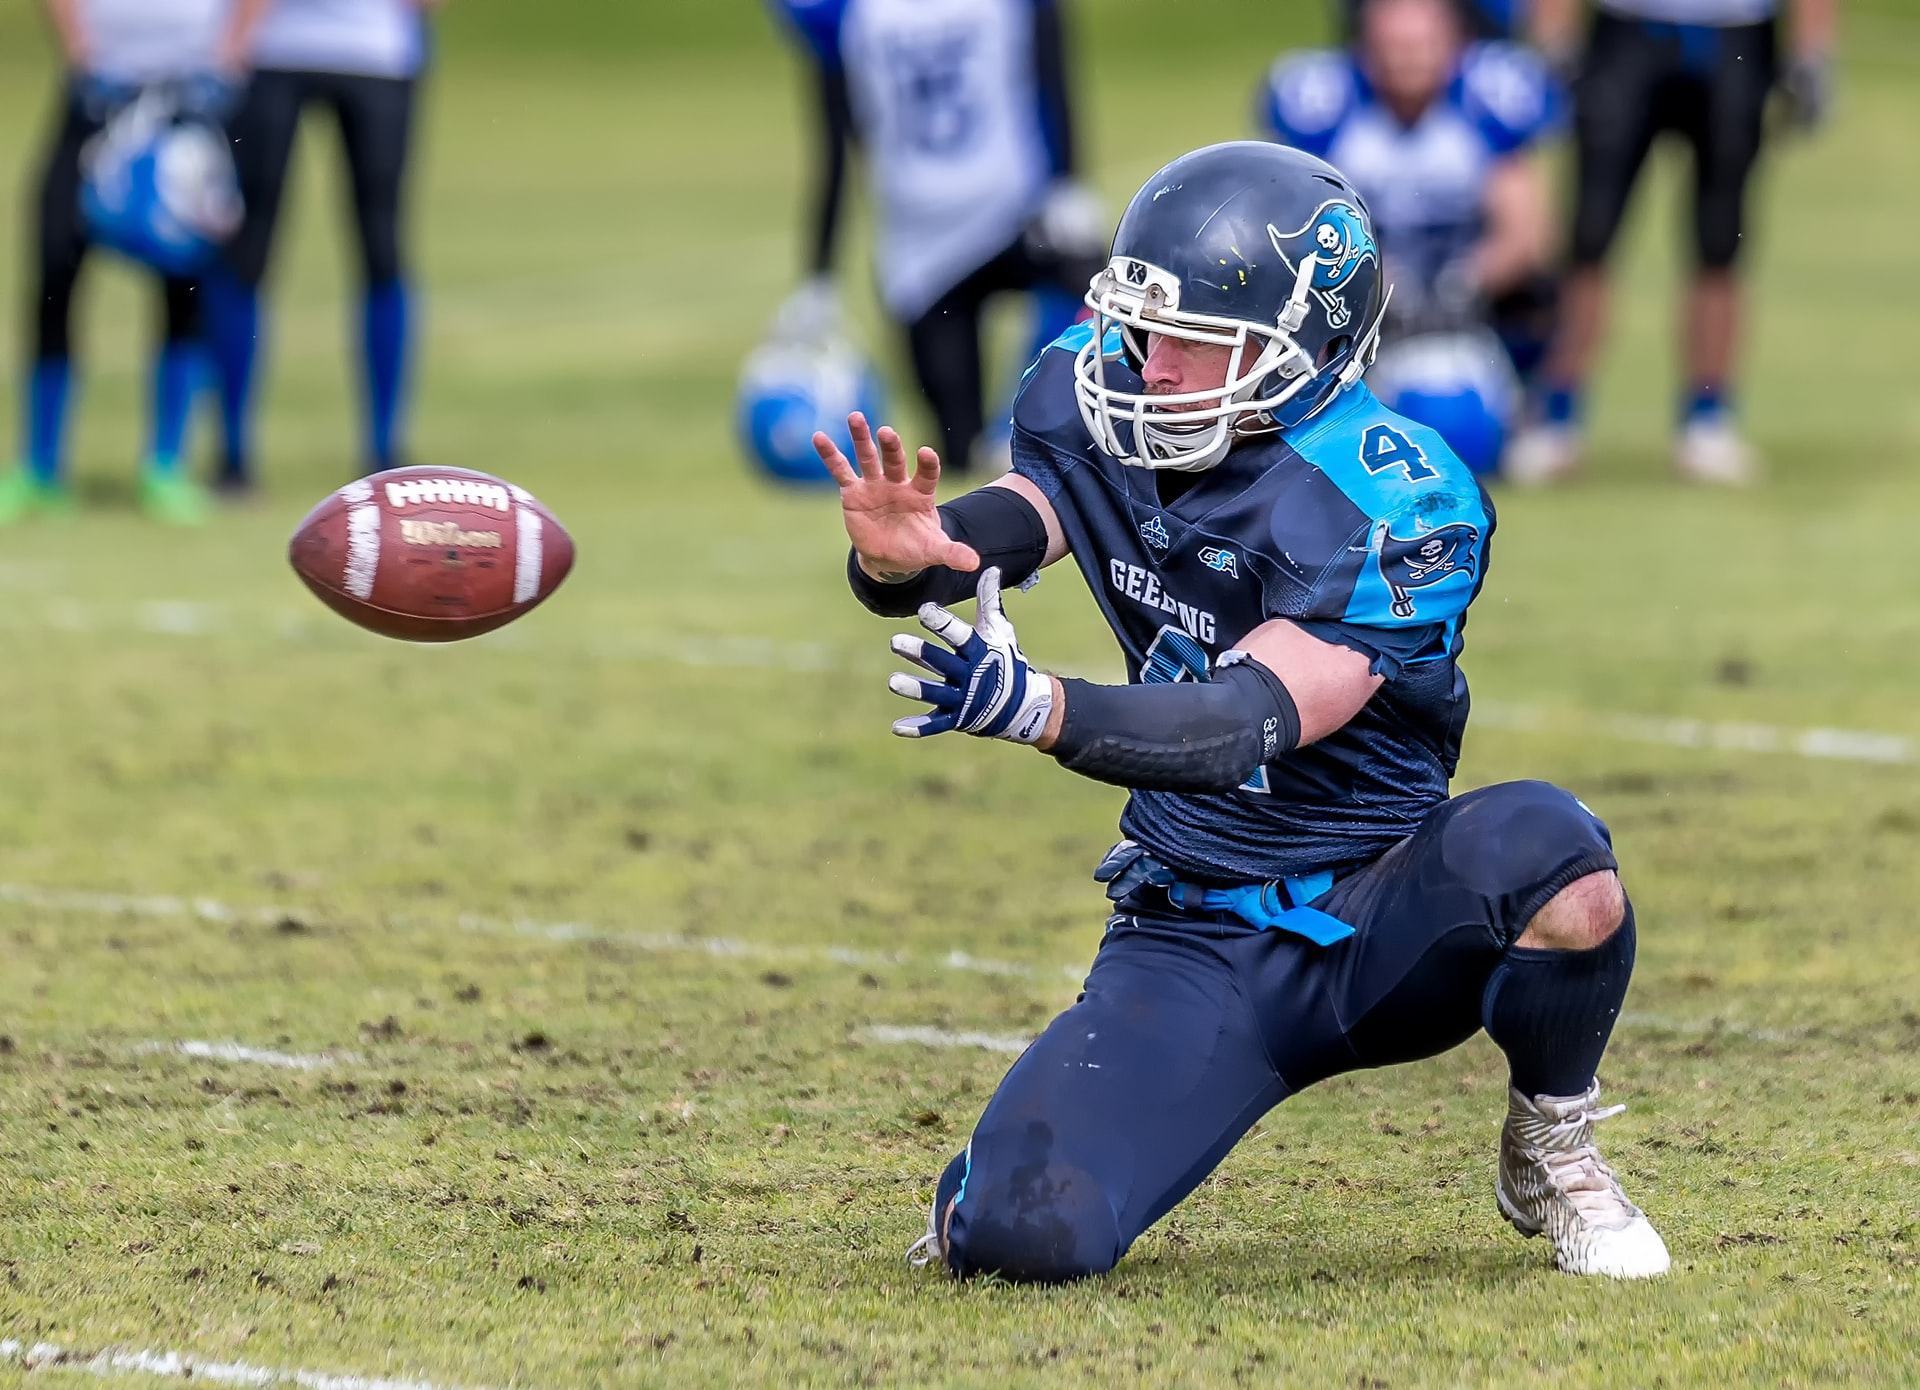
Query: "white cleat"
1501 423 1583 487
1675 418 1759 486
1497 1081 1672 1279
905 1196 945 1270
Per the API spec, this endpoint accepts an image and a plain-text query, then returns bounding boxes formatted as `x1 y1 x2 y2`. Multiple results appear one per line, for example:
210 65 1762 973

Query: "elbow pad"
1049 657 1301 793
846 486 1049 617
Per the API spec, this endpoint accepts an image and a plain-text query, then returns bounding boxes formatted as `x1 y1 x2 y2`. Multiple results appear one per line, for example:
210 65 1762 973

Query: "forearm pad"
1049 658 1300 793
846 486 1049 617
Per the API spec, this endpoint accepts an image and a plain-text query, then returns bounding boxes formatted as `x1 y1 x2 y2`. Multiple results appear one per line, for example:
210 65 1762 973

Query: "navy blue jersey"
1012 325 1495 884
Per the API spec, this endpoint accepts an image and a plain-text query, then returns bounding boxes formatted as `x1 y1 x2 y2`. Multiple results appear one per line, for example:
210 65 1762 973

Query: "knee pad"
944 1155 1121 1285
1444 781 1618 935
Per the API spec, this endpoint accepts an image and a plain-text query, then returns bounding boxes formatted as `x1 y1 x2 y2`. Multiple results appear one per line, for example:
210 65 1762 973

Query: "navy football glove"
887 567 1054 743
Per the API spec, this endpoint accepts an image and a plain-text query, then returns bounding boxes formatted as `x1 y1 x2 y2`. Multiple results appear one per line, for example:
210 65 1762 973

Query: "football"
287 466 575 641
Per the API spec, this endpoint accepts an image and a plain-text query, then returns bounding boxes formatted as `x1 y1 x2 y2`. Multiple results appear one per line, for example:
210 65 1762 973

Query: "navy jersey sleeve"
771 0 849 69
1257 50 1356 157
1456 41 1562 157
1262 416 1493 678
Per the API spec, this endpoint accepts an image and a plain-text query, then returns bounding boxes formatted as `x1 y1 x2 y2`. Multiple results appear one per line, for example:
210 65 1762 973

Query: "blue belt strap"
1094 841 1353 947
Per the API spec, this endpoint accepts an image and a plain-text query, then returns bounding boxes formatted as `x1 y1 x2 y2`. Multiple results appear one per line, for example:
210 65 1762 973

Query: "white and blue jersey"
776 0 1060 320
79 0 232 83
251 0 428 79
1260 43 1560 308
1013 328 1495 884
1598 0 1776 21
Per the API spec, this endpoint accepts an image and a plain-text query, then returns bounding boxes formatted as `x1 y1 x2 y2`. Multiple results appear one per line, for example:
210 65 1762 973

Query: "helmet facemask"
1072 254 1388 472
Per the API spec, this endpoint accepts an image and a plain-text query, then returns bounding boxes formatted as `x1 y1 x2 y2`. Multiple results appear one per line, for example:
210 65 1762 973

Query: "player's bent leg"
911 920 1287 1284
1464 794 1668 1278
1317 781 1667 1278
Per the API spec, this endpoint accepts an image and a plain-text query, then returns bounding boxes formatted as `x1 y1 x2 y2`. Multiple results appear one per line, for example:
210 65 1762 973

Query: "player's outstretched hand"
814 413 980 582
886 567 1054 744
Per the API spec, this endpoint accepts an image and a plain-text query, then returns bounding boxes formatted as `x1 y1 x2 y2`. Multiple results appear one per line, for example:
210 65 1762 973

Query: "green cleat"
138 466 211 525
0 468 75 524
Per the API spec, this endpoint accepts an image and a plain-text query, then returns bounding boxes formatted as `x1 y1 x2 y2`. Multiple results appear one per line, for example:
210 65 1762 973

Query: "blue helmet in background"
81 89 243 276
1074 141 1388 471
736 336 887 488
1371 329 1519 477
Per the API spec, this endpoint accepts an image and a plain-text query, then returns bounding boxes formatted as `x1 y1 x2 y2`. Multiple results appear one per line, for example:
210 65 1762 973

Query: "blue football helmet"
80 88 242 276
1371 329 1518 477
1074 141 1388 470
737 338 887 488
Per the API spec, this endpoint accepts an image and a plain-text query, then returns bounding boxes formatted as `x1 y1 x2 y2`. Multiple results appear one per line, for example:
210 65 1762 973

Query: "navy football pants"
935 780 1619 1284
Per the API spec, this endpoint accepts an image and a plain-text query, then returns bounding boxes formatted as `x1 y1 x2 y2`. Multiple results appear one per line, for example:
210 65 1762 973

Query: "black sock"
1482 905 1636 1098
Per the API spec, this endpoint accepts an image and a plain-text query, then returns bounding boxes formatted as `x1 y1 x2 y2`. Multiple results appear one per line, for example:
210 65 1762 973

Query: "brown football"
288 466 575 642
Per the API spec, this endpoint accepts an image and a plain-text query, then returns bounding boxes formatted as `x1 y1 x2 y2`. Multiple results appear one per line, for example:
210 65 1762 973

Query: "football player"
770 0 1105 476
3 0 269 525
1262 0 1561 475
818 142 1670 1282
1338 0 1531 43
204 0 445 490
1510 0 1835 485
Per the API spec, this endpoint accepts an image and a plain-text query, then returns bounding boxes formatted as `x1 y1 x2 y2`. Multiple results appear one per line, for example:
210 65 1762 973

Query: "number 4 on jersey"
1360 424 1435 482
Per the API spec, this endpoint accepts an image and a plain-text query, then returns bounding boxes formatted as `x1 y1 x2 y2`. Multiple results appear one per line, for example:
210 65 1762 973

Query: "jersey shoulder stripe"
1009 321 1122 495
1277 386 1492 630
1454 41 1562 155
1259 49 1359 156
772 0 851 66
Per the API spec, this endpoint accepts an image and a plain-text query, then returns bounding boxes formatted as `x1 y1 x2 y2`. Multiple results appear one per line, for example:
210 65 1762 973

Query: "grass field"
2 2 1917 1386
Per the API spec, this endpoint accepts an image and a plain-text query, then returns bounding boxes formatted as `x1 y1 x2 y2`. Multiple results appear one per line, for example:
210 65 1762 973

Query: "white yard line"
1620 1011 1806 1045
0 882 1849 1047
1473 701 1916 767
135 1040 358 1072
0 1338 495 1390
0 882 1082 985
455 912 1084 983
8 600 1916 767
858 1024 1032 1055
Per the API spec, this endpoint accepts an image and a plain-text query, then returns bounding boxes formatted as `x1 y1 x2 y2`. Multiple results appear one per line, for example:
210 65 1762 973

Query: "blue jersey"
1259 44 1559 300
1012 327 1495 884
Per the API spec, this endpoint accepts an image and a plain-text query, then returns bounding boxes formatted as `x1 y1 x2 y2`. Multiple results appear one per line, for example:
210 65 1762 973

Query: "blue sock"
148 344 205 474
1483 906 1636 1098
204 273 261 483
1682 383 1730 426
361 279 412 471
1541 384 1582 429
24 359 74 485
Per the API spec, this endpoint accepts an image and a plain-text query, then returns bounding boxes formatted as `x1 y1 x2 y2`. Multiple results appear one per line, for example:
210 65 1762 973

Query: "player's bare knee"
1515 870 1626 952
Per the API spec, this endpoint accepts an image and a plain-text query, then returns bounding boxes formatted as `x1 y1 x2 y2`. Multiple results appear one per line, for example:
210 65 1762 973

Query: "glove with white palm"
887 567 1054 743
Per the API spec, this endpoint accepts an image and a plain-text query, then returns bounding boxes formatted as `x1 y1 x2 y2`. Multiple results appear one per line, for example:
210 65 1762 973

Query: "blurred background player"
1264 0 1560 475
4 0 265 524
1509 0 1835 485
1339 0 1535 41
770 0 1106 477
205 0 443 493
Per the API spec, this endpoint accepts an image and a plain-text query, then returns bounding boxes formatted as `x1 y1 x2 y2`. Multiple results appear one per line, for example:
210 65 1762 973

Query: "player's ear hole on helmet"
1317 335 1354 370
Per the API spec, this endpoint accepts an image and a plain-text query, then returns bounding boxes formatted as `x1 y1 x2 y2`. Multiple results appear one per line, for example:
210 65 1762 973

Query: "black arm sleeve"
805 60 854 275
1049 659 1301 793
845 486 1051 617
1032 0 1076 178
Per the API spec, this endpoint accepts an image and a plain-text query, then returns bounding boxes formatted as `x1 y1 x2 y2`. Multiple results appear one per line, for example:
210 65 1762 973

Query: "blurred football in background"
288 466 574 642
